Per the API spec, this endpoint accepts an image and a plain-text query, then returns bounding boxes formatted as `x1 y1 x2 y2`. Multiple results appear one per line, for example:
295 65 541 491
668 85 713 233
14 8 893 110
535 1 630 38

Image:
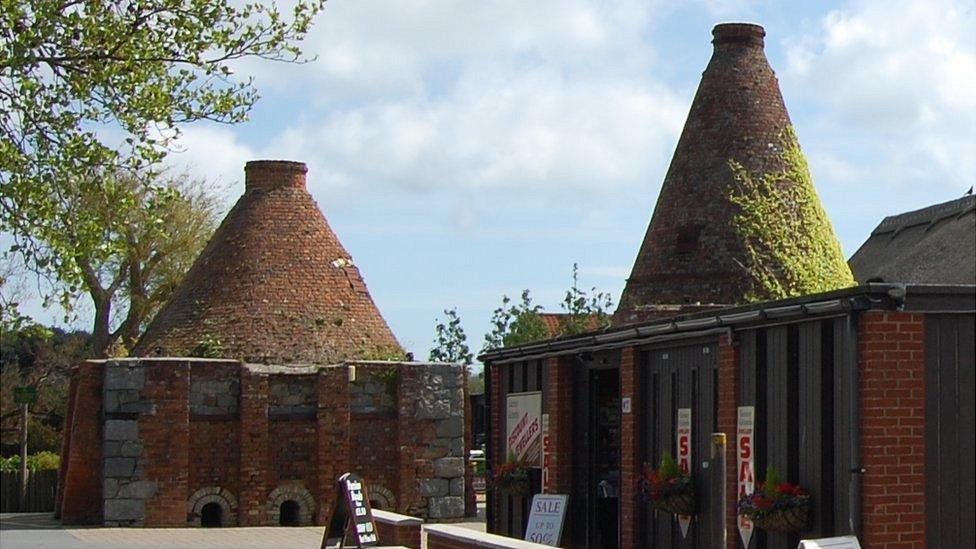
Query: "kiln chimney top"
712 23 765 48
245 160 308 190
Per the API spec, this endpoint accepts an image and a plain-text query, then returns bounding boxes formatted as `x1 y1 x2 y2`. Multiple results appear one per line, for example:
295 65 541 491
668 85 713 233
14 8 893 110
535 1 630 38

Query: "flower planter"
749 499 810 534
495 476 530 497
651 486 696 515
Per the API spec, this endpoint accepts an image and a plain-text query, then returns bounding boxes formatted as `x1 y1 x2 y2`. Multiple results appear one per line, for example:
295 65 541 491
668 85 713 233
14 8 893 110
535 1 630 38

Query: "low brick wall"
372 509 423 549
424 524 552 549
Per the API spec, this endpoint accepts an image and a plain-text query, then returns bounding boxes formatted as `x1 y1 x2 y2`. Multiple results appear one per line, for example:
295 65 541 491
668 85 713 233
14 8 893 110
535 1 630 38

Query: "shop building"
482 23 975 549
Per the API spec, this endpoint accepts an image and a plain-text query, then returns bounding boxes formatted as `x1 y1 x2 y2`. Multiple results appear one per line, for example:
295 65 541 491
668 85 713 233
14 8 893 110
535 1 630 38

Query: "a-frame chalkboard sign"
320 473 379 548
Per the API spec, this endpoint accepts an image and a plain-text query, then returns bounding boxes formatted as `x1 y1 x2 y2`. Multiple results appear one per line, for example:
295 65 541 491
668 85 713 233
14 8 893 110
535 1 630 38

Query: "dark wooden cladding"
494 359 545 539
925 314 976 549
640 341 718 549
738 317 855 548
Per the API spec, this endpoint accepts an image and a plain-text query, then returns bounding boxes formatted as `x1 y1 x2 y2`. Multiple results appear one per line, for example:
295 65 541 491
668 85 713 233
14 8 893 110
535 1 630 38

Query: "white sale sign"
677 408 692 538
737 406 756 548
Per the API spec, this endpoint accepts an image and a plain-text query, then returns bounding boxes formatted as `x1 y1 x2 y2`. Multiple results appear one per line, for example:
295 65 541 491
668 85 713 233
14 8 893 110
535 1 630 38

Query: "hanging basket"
493 473 530 497
651 484 696 515
749 501 811 534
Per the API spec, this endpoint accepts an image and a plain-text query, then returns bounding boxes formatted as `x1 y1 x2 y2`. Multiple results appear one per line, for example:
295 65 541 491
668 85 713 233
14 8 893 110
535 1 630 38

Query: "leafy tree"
0 255 32 333
429 308 482 394
482 290 549 352
12 169 221 357
0 0 325 332
429 308 473 366
558 263 614 335
0 323 91 453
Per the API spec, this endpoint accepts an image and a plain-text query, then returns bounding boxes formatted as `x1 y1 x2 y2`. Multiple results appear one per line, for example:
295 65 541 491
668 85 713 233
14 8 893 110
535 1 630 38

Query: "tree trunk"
90 293 112 358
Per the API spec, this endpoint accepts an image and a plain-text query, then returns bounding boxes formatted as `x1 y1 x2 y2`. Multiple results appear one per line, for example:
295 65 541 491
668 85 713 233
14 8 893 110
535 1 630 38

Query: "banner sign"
541 414 551 493
737 406 756 548
677 408 692 538
321 472 378 548
524 494 569 546
507 391 543 466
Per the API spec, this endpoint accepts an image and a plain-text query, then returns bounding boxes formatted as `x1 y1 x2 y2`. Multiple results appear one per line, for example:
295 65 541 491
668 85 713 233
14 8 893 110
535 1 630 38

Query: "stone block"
416 398 451 420
105 363 145 390
104 420 138 441
103 441 121 457
120 441 143 458
104 498 144 522
427 496 464 519
103 478 119 498
118 480 157 499
449 437 464 457
435 418 463 438
433 457 464 478
119 401 156 414
450 477 464 496
417 478 449 497
104 457 136 478
104 391 120 413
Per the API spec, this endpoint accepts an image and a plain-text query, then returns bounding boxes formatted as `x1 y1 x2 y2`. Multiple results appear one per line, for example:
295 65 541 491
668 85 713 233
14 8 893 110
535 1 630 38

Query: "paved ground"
0 504 486 548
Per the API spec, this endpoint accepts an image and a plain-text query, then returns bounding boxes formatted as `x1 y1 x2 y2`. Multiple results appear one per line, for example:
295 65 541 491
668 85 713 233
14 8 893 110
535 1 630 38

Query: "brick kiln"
614 23 847 324
57 161 468 527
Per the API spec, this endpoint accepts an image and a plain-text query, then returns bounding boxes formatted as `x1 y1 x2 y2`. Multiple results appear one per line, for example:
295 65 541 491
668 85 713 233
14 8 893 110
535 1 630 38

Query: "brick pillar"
316 365 350 524
140 359 190 526
487 364 503 532
619 347 639 549
717 334 740 549
544 356 574 495
60 362 104 525
55 369 80 519
239 367 270 526
858 312 926 548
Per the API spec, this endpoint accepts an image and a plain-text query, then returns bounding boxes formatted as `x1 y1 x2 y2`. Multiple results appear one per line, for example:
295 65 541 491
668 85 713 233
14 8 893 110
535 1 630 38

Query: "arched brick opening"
187 486 238 527
367 484 396 511
267 483 315 526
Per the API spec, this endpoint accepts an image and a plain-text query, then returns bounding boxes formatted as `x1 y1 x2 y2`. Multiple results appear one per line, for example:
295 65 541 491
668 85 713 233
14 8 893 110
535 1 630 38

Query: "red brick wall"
315 366 349 524
544 356 574 495
425 534 471 549
188 420 240 497
717 334 740 549
55 370 80 519
239 369 270 526
488 365 503 527
859 312 926 548
141 359 190 526
619 347 639 549
269 419 318 488
374 518 422 548
60 362 104 525
351 414 398 499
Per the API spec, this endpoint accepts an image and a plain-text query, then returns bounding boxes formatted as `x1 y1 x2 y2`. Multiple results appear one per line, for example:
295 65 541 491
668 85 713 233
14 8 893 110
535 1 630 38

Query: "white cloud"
783 0 976 189
165 126 256 195
227 1 691 197
270 69 685 194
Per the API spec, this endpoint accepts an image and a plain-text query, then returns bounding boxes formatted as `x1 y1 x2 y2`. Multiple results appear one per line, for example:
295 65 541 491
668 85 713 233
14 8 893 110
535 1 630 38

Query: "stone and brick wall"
395 363 467 520
59 358 466 527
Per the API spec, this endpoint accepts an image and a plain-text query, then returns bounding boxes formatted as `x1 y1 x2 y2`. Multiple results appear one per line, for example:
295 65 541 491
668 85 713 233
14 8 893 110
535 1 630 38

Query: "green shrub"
0 451 61 471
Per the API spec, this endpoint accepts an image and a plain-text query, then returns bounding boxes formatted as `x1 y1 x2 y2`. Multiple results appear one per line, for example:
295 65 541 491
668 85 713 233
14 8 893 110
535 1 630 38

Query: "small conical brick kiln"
134 160 403 363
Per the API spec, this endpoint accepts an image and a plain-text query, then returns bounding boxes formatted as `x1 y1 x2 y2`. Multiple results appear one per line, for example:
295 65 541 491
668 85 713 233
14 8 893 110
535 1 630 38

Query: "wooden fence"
0 470 58 512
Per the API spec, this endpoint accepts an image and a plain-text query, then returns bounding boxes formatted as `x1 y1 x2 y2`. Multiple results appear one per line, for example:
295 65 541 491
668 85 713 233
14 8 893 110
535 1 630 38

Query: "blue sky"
17 0 976 363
